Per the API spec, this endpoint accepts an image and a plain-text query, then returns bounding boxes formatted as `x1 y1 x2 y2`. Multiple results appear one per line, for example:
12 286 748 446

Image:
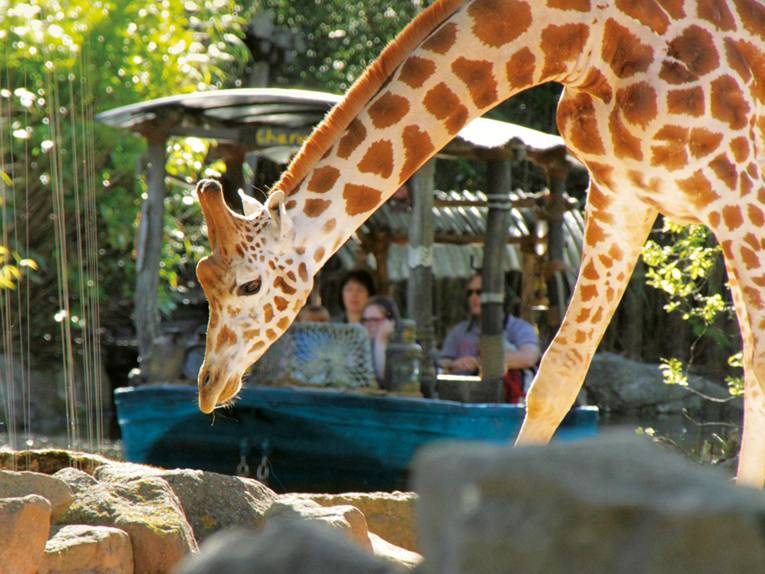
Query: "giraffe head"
194 179 313 413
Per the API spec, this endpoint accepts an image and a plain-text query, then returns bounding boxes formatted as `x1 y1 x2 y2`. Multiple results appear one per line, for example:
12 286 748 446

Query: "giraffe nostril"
202 371 211 388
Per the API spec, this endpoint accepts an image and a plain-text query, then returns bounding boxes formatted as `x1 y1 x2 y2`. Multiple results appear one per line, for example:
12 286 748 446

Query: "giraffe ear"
238 189 264 217
265 190 294 239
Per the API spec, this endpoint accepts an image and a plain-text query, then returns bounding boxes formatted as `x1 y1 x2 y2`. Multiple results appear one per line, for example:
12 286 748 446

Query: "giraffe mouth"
198 368 242 414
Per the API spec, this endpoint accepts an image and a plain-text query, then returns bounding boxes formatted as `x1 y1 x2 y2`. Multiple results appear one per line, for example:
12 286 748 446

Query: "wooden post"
134 132 167 379
476 159 512 403
220 144 246 214
407 160 437 398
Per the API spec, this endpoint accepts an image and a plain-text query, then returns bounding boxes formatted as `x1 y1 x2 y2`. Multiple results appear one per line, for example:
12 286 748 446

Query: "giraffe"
194 0 765 485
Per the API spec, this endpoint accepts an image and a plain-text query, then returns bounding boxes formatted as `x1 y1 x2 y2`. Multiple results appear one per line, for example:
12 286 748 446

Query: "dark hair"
363 295 400 324
338 269 377 310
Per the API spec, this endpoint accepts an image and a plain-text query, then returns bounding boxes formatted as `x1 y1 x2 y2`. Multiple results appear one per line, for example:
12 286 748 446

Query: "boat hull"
114 384 598 492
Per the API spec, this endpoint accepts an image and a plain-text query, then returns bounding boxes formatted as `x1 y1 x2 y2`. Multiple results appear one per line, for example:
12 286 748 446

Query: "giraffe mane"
273 0 464 197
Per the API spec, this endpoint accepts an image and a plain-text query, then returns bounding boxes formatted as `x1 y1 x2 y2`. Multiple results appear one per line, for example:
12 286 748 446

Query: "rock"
413 431 765 574
298 491 418 551
268 494 372 552
42 524 133 574
369 533 422 570
0 494 52 574
54 466 197 573
0 448 115 475
174 521 404 574
584 352 738 415
95 464 276 542
0 470 73 521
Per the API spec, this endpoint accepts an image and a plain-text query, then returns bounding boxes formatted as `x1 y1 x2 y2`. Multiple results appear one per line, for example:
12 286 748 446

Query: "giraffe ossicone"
195 0 765 486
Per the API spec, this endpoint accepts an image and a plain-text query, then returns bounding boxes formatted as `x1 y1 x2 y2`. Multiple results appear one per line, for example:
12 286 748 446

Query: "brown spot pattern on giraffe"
731 137 750 163
698 0 737 30
276 317 290 331
557 92 605 154
601 19 654 79
666 26 720 78
298 262 308 282
710 155 738 189
667 87 704 116
308 166 341 193
655 0 685 18
399 56 436 88
313 247 325 263
263 304 274 323
468 0 532 47
423 82 469 134
368 92 410 129
343 183 382 216
274 296 289 311
723 205 745 230
547 0 590 11
505 48 536 89
303 198 331 218
733 0 765 41
609 109 643 161
337 119 367 159
322 218 336 233
616 0 670 34
451 57 498 108
689 128 723 159
616 82 658 128
678 171 720 210
651 125 688 171
358 139 395 178
400 125 435 183
711 75 750 129
540 23 590 78
578 68 613 103
422 22 458 54
274 276 297 295
215 325 237 353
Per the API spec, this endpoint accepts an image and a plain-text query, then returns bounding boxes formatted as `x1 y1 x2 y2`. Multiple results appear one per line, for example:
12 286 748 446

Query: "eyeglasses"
466 289 482 296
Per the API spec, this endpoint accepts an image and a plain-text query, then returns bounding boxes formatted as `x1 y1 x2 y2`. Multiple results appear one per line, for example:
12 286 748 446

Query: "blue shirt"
440 315 539 374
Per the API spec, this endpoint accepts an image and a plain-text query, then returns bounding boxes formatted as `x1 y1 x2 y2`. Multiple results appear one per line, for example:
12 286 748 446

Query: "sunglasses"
466 289 482 296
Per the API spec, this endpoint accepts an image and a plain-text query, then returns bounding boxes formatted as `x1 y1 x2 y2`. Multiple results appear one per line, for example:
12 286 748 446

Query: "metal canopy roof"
96 88 571 164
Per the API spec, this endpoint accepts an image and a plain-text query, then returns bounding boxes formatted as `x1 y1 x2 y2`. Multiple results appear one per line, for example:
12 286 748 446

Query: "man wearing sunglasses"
439 273 540 401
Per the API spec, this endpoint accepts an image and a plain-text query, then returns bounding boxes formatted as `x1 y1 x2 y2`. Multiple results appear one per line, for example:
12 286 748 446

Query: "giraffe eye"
237 279 262 296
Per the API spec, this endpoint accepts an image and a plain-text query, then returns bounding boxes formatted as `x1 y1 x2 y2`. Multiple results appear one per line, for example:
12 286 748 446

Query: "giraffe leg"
718 244 765 488
516 186 658 445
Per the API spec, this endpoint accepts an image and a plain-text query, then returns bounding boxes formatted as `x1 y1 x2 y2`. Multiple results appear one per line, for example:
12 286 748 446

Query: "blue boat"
114 384 598 493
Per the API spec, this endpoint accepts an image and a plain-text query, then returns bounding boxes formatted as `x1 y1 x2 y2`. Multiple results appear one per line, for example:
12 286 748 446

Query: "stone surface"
268 494 372 551
174 521 404 574
0 469 73 521
42 524 133 574
584 352 737 415
369 533 422 570
55 466 197 573
0 494 52 574
0 448 115 475
95 464 276 542
413 431 765 574
299 491 418 551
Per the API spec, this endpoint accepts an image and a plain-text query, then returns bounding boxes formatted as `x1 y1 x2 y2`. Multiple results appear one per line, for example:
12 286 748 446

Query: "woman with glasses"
361 295 401 386
439 273 540 402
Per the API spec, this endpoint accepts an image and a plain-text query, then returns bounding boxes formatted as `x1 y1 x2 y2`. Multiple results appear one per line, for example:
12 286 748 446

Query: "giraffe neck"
275 0 594 272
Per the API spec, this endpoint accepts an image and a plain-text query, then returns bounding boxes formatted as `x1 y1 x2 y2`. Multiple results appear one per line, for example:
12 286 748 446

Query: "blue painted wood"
114 385 598 492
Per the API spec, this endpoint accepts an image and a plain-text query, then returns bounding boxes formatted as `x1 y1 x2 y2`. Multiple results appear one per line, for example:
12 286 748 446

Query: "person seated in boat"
361 295 401 387
297 303 331 323
333 269 377 324
438 273 541 403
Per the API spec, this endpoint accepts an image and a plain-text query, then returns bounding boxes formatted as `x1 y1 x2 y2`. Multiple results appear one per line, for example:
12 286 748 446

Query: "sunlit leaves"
642 219 741 398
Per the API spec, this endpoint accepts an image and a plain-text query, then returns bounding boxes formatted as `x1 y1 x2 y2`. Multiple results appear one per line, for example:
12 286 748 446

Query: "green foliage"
1 0 247 350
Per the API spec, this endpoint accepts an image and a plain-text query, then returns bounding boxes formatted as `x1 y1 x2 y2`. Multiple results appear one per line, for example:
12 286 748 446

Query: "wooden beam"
407 160 438 398
476 159 512 403
134 133 168 380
